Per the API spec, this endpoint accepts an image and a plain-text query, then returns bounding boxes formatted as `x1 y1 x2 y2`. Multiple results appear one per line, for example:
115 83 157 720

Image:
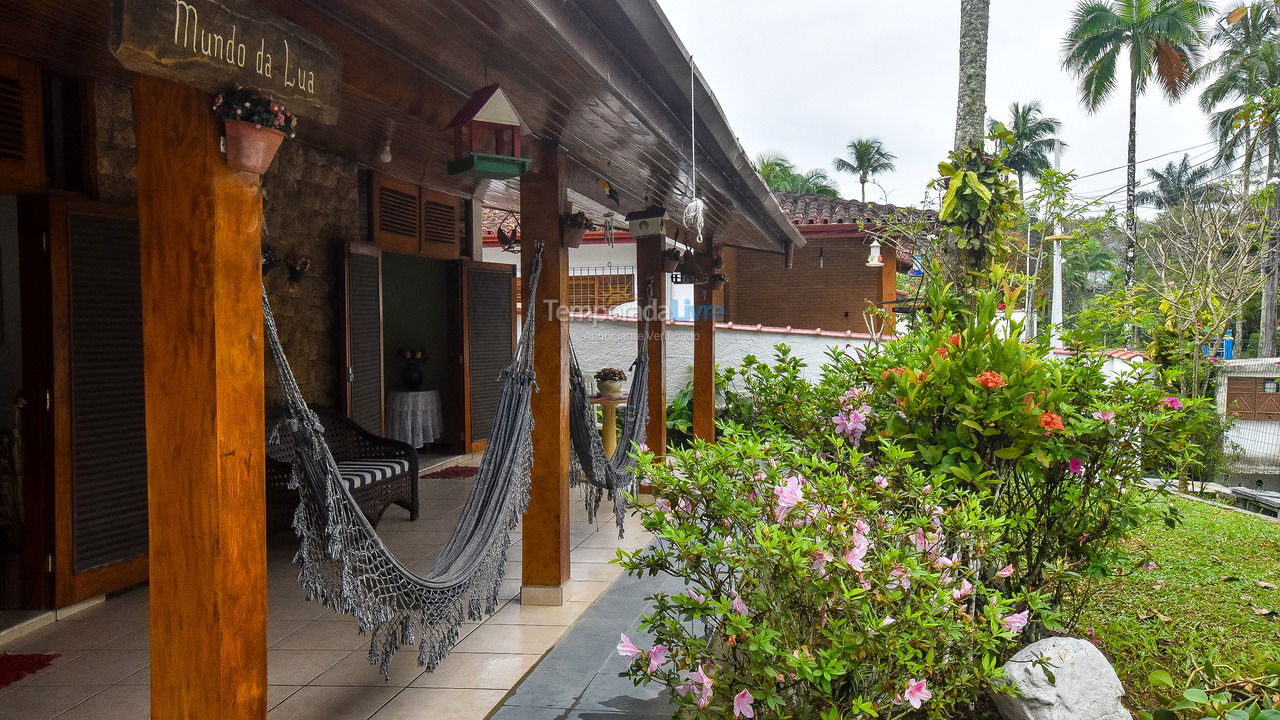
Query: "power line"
1070 146 1223 204
1070 140 1218 181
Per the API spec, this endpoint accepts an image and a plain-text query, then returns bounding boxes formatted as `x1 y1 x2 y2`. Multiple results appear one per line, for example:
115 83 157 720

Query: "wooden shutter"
466 262 515 445
1226 376 1280 421
344 243 384 433
65 211 148 574
421 188 462 259
371 173 419 255
0 53 44 190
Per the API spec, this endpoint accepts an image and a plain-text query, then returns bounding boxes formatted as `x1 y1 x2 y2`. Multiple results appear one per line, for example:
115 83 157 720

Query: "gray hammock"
566 303 650 536
262 250 542 677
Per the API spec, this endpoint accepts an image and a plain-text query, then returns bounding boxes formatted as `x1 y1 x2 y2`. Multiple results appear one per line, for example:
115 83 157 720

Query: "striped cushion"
336 459 411 490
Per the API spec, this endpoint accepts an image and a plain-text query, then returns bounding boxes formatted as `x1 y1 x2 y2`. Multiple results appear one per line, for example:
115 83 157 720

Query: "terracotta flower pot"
662 256 680 273
563 226 587 249
223 119 285 174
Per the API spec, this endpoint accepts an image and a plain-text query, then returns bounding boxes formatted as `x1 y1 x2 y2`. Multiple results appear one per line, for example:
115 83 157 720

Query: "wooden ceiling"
0 0 802 253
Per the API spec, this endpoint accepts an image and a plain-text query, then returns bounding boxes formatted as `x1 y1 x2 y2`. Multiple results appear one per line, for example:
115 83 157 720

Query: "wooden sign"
110 0 341 124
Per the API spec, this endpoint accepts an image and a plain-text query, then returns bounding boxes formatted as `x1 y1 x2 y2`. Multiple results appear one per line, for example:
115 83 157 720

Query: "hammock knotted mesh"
566 294 651 536
263 250 542 677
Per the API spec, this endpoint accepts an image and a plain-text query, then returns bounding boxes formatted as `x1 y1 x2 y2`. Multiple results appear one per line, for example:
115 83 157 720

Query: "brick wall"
725 237 888 333
91 82 357 408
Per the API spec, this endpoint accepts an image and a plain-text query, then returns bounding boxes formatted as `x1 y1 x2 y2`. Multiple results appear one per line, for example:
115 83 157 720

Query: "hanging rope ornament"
683 57 707 244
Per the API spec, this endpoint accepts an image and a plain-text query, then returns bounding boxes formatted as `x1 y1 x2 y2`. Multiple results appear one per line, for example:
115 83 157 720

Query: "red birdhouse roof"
446 84 526 130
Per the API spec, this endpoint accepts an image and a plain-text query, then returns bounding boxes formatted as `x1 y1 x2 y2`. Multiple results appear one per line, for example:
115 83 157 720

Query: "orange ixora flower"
1039 412 1065 434
947 333 962 348
882 367 907 380
976 371 1006 390
935 347 949 359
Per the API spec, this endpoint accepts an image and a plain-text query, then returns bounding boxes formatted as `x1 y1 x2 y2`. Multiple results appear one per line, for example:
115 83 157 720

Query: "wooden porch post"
880 246 898 334
133 76 267 720
692 243 716 442
635 237 667 456
520 139 571 605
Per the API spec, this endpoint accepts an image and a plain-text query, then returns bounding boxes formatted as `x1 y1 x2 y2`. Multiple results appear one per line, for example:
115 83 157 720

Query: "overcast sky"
655 0 1223 210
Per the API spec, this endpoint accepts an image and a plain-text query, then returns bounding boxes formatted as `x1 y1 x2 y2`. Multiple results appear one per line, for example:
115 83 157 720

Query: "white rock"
993 636 1131 720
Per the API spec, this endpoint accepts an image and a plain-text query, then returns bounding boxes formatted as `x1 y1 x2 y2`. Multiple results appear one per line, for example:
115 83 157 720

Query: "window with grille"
515 266 635 314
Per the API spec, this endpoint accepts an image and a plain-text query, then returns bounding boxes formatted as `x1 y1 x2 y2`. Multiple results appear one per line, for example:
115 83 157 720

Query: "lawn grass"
1078 497 1280 709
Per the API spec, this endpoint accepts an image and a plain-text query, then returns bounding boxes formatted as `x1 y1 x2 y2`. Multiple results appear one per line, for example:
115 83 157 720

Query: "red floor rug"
423 465 478 480
0 652 58 689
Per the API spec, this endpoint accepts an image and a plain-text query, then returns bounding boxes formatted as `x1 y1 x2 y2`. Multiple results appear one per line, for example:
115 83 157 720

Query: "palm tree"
788 168 841 197
1200 3 1279 192
832 138 897 202
754 152 798 192
1134 153 1216 208
988 101 1065 202
1062 0 1213 291
955 0 992 151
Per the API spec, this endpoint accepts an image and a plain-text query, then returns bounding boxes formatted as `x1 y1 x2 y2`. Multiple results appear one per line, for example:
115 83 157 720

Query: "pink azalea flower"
1144 561 1156 571
887 566 911 590
1002 609 1030 634
881 615 896 627
952 579 973 601
686 589 705 604
733 689 755 718
1068 458 1085 475
912 527 929 553
731 591 749 615
844 541 868 571
811 550 834 575
647 644 668 673
616 633 641 658
1092 411 1115 423
637 442 648 453
773 476 804 522
856 519 870 534
678 498 694 514
654 498 671 512
903 679 932 709
1160 396 1184 411
996 564 1014 578
922 484 932 494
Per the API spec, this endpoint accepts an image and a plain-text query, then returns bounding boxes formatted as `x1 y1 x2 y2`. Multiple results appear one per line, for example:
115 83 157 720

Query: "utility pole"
1049 141 1066 348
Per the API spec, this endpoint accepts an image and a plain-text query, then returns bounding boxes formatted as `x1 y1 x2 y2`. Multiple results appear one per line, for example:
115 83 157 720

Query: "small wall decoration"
446 84 530 179
213 85 298 174
284 251 311 283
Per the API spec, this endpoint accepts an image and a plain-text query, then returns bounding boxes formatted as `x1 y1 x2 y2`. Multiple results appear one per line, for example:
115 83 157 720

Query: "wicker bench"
265 405 420 532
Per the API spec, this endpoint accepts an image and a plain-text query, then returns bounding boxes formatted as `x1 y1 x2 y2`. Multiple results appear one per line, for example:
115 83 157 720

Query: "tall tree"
988 101 1065 202
955 0 992 151
832 138 897 202
1062 0 1213 292
789 168 842 197
1134 153 1216 208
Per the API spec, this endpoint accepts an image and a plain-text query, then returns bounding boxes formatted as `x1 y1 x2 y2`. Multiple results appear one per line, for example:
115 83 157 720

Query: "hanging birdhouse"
446 84 530 179
625 206 669 239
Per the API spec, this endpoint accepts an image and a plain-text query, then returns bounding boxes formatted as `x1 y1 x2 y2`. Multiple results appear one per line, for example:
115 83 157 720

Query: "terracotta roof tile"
774 192 936 227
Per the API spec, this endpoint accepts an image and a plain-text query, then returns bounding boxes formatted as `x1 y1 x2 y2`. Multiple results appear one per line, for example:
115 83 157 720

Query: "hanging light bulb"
379 120 395 164
866 239 884 268
818 247 825 269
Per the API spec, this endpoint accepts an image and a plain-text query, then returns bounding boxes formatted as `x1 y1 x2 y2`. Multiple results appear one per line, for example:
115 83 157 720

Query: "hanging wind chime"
683 57 707 245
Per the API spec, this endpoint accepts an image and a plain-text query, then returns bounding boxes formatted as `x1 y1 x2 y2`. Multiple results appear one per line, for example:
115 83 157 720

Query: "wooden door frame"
343 241 385 431
19 195 149 608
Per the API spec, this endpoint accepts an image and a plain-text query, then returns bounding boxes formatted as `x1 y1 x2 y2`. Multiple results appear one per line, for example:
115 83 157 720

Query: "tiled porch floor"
0 454 654 719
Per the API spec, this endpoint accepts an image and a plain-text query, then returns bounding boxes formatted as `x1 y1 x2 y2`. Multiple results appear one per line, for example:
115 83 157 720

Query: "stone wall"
90 81 357 408
94 80 137 204
261 141 359 408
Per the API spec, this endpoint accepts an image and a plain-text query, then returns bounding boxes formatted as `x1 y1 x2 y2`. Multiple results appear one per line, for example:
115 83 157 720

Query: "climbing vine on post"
933 134 1022 296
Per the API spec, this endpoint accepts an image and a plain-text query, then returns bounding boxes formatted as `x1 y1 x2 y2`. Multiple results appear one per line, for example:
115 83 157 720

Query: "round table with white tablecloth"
386 390 444 448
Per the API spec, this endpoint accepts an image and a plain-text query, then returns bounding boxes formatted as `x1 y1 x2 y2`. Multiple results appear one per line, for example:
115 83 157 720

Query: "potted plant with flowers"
707 272 728 291
662 247 684 273
594 367 626 397
212 86 298 174
561 210 593 248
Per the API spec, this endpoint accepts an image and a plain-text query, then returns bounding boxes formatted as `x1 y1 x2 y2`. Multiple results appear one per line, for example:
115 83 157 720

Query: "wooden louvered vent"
67 212 149 573
0 52 43 188
468 268 514 441
371 173 420 255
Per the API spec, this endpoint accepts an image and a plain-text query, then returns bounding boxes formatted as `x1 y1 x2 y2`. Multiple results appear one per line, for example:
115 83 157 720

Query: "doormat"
423 465 478 480
0 652 58 689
